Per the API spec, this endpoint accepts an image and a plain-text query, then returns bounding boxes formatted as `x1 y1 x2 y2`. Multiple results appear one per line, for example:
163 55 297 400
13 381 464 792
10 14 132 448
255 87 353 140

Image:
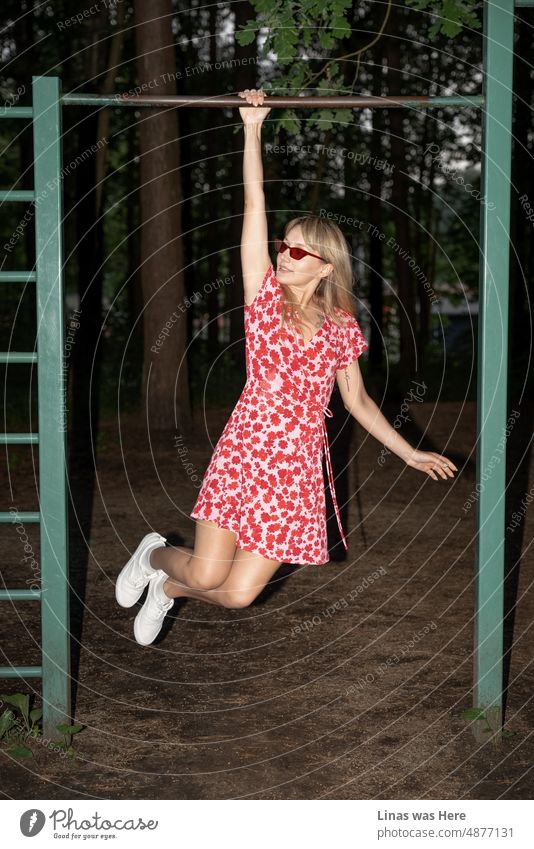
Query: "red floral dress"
190 263 368 564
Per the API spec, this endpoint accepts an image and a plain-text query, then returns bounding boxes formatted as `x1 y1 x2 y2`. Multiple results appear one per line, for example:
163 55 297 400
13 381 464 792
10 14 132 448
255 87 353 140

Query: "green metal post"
32 75 71 736
474 0 514 736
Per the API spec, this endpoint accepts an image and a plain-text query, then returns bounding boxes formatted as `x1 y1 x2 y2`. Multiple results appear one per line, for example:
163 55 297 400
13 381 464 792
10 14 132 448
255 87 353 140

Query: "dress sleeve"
244 263 274 313
337 314 368 370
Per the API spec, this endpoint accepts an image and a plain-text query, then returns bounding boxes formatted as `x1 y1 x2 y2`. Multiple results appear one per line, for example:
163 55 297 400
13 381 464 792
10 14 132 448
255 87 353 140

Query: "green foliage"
0 694 42 759
235 0 356 136
405 0 481 39
0 692 85 760
460 707 516 744
1 693 33 734
54 723 85 759
460 707 485 721
236 19 260 46
235 0 482 137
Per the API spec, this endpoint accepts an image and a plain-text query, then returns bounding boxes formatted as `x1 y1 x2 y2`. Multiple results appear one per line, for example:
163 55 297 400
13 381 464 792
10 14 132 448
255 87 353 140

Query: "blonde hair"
278 215 358 337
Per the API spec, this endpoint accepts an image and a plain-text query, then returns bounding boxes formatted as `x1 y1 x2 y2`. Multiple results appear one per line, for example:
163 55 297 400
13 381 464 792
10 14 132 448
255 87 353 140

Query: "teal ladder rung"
0 106 33 120
0 512 40 523
0 433 38 444
0 271 36 283
0 589 41 601
0 666 42 678
0 190 35 202
0 352 37 363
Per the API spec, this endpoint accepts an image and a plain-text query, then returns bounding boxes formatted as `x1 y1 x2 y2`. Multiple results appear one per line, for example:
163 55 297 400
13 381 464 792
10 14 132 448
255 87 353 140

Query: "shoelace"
133 573 150 589
147 580 173 617
132 548 158 588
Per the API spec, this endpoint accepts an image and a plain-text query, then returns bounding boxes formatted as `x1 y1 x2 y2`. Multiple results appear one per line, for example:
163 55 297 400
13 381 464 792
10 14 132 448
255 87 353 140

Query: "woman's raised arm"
238 89 271 305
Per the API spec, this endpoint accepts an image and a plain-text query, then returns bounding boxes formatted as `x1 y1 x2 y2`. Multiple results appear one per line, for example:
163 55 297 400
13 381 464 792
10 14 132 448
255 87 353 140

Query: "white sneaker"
115 531 167 608
133 569 174 646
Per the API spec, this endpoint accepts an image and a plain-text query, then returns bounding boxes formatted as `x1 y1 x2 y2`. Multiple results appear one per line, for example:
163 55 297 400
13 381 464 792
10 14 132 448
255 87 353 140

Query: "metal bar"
62 92 485 109
0 433 38 444
0 352 37 363
0 271 36 283
0 106 33 119
0 190 35 202
32 75 71 738
474 0 514 737
0 666 42 678
0 512 40 523
515 0 534 6
0 589 41 601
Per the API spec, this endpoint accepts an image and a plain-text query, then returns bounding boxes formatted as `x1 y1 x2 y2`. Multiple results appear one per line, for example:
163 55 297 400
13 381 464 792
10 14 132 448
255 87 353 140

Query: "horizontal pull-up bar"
62 93 484 109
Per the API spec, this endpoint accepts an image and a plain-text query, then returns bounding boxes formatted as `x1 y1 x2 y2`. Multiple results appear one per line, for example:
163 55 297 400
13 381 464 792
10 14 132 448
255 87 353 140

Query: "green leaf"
1 693 29 727
460 707 485 721
255 0 280 12
235 18 260 47
335 108 354 125
331 12 351 39
302 26 314 48
0 709 16 739
7 742 33 758
318 30 335 49
56 723 84 735
29 708 43 725
326 61 339 81
440 18 463 38
278 108 300 136
315 109 336 130
235 27 258 47
405 0 481 40
273 23 299 65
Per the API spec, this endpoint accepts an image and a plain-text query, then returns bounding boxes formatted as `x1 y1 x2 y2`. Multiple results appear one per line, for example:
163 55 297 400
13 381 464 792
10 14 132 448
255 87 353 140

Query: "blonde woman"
116 88 457 645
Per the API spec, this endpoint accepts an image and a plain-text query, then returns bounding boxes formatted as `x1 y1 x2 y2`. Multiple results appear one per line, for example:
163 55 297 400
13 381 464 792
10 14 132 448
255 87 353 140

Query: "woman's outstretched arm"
337 359 458 481
238 89 271 304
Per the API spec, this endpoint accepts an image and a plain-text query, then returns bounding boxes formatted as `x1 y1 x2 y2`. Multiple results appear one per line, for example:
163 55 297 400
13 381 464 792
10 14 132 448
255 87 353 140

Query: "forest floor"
1 396 533 800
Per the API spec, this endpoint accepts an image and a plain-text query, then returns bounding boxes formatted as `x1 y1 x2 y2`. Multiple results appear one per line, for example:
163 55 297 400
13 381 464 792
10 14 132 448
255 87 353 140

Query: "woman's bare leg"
164 546 282 608
149 519 237 591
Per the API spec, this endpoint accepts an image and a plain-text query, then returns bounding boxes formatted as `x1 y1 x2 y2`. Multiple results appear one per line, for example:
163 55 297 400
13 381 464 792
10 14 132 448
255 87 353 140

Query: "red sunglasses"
274 238 325 262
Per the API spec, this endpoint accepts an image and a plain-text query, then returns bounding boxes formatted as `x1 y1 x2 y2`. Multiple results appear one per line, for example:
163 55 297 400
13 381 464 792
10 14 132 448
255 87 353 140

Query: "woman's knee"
188 563 232 591
220 588 257 609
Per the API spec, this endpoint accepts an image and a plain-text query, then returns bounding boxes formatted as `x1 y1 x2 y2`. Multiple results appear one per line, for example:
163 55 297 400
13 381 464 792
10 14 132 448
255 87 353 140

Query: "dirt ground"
1 396 533 800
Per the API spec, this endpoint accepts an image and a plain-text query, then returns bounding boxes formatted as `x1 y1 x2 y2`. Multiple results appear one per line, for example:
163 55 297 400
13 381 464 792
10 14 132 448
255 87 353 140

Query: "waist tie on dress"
315 404 348 551
246 379 348 551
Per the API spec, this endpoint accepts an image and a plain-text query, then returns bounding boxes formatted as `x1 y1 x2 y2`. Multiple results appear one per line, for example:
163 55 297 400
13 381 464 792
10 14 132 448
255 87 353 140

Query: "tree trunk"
70 4 112 461
95 1 126 219
412 111 433 365
385 15 417 377
16 1 37 346
176 20 197 311
416 155 436 363
126 123 143 363
135 0 191 433
368 60 384 374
